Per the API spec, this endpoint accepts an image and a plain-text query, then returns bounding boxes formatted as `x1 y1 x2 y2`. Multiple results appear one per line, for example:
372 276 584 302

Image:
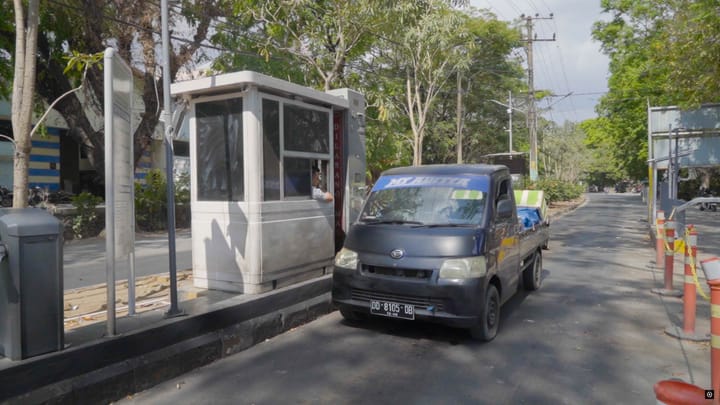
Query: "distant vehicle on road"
332 164 548 341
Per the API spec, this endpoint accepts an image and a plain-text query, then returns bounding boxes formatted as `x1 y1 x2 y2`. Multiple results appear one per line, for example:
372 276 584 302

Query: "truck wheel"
470 284 500 341
523 251 543 291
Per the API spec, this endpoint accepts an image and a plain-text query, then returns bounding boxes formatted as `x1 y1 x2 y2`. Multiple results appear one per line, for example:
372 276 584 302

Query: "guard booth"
171 71 366 294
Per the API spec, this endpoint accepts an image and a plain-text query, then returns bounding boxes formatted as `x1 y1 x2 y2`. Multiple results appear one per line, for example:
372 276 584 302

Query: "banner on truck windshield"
372 175 489 192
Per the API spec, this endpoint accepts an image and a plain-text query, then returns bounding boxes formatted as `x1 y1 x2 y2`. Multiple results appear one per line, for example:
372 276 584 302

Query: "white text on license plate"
370 300 414 320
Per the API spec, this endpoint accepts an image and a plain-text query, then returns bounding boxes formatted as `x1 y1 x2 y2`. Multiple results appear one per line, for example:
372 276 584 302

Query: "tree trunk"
11 0 39 208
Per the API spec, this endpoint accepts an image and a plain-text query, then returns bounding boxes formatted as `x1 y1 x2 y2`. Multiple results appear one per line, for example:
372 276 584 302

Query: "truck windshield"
359 176 487 226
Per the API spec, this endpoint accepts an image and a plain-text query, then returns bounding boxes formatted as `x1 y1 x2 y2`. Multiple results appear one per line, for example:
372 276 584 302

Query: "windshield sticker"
372 175 489 191
451 190 484 200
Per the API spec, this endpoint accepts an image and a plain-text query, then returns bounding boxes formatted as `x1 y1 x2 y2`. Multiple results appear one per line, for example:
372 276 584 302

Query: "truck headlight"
439 257 487 279
335 248 359 269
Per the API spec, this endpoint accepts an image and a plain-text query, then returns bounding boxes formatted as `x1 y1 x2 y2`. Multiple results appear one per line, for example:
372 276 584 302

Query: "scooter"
699 188 718 212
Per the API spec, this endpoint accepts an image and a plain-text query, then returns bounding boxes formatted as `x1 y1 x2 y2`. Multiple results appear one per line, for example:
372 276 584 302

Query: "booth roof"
170 70 350 109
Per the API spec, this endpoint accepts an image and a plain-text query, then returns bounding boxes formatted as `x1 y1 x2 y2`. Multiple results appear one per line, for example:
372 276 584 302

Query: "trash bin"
0 208 63 360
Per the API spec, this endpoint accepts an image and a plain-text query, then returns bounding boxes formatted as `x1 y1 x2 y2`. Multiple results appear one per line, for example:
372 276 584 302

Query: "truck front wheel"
523 251 543 291
470 284 500 341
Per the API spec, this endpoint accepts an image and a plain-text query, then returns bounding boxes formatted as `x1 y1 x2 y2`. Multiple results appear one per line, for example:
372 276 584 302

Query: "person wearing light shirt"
312 167 333 202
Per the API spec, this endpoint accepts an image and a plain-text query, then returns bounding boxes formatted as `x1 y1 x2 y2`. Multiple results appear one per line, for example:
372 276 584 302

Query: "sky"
470 0 610 124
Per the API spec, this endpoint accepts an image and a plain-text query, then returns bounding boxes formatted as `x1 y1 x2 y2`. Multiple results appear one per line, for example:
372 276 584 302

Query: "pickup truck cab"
332 164 548 341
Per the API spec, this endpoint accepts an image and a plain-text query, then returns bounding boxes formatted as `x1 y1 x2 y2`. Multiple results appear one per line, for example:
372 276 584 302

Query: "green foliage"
213 1 523 168
134 169 192 231
134 169 167 232
526 178 583 204
175 171 190 204
70 192 103 239
590 0 720 180
63 51 104 84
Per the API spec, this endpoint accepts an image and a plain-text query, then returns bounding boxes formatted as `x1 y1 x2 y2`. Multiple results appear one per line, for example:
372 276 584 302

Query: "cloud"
470 0 610 123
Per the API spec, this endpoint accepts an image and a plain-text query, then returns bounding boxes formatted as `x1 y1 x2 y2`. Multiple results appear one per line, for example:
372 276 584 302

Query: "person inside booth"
312 166 333 202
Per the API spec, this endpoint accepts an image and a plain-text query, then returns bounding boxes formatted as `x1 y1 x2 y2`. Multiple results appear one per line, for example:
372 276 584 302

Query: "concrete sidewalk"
0 228 334 404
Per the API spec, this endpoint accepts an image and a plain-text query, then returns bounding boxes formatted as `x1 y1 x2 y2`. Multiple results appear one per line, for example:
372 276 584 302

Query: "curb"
0 276 334 404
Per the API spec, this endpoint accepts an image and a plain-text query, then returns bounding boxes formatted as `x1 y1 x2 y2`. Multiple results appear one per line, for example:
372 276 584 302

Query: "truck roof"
381 164 509 177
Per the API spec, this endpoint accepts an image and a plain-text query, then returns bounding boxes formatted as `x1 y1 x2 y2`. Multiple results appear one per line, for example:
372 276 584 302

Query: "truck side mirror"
497 199 514 219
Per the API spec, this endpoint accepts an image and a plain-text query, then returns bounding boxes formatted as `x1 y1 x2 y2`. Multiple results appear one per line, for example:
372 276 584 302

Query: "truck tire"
470 284 500 341
523 250 543 291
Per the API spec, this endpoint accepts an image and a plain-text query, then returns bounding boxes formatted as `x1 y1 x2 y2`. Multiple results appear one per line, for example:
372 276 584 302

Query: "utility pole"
523 14 555 181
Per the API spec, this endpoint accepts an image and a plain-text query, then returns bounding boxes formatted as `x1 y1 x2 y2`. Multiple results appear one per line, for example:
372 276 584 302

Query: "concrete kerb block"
218 293 333 358
651 287 684 297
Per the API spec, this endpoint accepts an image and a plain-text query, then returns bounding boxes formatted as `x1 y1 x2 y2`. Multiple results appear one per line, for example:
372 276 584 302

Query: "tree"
214 0 383 91
664 1 720 106
423 10 524 164
580 117 624 186
374 1 474 166
1 0 224 196
11 0 39 207
591 0 720 180
541 121 589 183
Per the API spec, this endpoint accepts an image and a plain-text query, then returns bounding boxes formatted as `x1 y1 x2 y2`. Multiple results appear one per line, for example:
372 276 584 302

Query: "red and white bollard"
684 226 699 334
704 257 720 404
665 220 676 290
654 256 720 404
656 210 665 269
665 225 709 341
653 219 682 297
654 379 707 404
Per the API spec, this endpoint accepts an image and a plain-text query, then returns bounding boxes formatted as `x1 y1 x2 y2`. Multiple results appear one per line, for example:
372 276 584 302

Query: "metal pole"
161 0 182 317
670 128 680 200
668 124 673 199
526 16 538 181
103 50 116 336
508 91 513 153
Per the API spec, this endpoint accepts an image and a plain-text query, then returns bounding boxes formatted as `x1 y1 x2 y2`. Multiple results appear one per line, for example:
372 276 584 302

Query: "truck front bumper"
332 267 488 329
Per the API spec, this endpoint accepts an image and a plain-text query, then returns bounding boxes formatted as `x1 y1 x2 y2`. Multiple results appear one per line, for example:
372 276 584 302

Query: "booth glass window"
283 104 330 154
261 97 331 201
196 98 244 201
262 99 281 201
283 157 312 198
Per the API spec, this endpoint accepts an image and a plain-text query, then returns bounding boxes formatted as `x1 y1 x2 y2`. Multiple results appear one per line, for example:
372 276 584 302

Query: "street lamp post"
490 92 525 154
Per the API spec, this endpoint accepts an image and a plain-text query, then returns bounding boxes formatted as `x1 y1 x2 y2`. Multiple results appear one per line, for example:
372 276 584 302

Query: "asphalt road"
117 193 713 404
63 229 192 290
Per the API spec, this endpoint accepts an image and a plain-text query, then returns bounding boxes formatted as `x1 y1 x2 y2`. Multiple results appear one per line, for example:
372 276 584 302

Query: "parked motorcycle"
699 187 717 212
0 186 11 207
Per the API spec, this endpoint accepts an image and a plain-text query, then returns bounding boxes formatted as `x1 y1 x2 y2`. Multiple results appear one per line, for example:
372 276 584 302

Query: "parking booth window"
261 96 332 201
195 98 244 201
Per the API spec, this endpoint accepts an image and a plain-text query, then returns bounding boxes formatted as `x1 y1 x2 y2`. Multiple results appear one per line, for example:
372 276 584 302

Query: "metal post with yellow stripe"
652 218 683 297
665 225 709 341
701 257 720 403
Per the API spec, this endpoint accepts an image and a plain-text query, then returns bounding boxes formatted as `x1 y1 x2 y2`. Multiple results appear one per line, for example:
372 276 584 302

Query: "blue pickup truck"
332 164 549 341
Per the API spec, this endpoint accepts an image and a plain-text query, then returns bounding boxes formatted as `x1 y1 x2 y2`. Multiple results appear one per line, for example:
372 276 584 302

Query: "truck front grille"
362 265 432 280
350 288 446 312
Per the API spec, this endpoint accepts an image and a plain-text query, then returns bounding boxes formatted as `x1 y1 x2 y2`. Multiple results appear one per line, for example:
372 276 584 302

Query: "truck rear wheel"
470 284 500 341
523 251 543 291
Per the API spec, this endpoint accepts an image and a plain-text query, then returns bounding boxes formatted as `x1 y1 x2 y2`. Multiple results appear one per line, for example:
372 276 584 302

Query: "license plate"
370 300 415 320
